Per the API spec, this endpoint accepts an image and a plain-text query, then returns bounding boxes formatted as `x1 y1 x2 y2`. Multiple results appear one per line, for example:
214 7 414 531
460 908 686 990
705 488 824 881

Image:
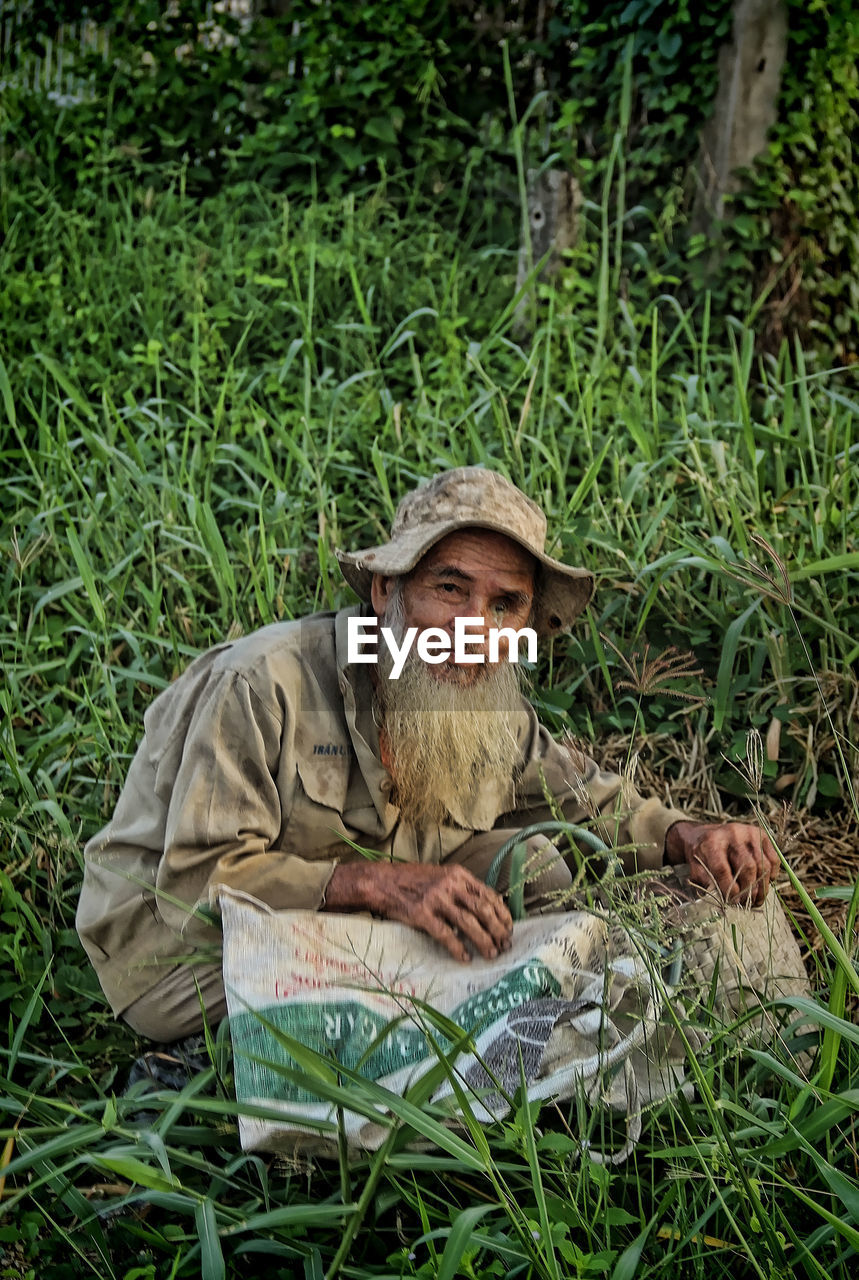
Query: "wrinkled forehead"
413 528 538 585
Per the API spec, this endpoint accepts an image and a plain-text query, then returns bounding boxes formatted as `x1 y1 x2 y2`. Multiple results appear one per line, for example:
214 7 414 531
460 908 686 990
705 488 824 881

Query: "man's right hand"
322 862 513 964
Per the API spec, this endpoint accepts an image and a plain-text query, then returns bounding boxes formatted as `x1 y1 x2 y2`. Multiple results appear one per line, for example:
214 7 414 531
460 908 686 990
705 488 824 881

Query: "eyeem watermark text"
347 616 537 679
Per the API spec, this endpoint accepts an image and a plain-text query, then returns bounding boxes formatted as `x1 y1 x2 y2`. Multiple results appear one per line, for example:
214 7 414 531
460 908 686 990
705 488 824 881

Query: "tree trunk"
514 168 582 337
693 0 788 231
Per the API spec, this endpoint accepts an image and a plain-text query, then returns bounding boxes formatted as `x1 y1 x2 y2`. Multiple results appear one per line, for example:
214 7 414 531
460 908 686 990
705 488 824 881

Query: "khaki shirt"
76 607 685 1013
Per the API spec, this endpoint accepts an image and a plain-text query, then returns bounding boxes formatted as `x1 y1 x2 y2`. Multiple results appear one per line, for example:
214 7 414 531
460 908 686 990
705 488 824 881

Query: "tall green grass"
1 170 857 1278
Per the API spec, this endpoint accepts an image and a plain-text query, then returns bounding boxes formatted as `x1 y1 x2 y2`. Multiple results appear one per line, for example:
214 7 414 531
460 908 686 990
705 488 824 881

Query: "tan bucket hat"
336 467 594 636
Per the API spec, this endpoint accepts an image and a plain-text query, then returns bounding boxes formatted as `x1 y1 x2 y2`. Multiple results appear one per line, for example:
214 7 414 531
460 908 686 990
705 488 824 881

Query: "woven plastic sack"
654 865 813 1058
217 887 668 1161
217 872 813 1159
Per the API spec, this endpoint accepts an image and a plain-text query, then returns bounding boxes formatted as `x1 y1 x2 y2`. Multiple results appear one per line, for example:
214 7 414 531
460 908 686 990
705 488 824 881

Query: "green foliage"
0 0 488 196
0 9 857 1274
719 0 859 358
545 0 732 191
514 0 859 359
231 0 487 184
3 0 857 355
0 180 857 1273
0 175 856 810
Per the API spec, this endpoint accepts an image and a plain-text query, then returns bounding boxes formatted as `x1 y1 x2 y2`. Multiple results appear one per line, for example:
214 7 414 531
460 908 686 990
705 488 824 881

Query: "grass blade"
196 1195 227 1280
436 1204 496 1280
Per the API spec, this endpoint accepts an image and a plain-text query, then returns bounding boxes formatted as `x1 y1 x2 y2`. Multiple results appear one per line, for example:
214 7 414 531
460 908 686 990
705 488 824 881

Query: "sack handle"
485 821 621 920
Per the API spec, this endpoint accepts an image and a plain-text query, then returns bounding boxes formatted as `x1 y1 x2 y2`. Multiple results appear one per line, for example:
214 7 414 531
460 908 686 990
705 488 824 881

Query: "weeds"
0 164 857 1277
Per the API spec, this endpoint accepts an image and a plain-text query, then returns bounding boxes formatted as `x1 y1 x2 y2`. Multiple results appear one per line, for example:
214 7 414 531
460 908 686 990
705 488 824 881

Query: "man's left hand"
664 821 780 907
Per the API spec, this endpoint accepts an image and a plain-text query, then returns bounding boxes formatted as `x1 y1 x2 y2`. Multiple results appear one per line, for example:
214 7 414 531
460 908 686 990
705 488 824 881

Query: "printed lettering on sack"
233 960 561 1105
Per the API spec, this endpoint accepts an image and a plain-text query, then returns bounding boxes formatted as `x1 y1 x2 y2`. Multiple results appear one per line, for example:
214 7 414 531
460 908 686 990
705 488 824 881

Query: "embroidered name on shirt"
312 743 351 757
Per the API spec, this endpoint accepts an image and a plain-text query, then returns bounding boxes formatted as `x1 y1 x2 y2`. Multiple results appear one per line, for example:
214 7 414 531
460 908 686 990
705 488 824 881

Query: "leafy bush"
545 0 731 194
5 1 858 357
1 0 492 195
718 0 859 359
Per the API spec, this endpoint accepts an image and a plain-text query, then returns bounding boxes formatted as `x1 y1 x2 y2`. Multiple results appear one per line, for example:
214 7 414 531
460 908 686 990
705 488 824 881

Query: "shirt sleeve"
505 706 687 874
155 669 338 940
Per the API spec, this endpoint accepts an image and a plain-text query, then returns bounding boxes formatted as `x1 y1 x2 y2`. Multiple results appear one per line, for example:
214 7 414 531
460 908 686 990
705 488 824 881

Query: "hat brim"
336 519 594 636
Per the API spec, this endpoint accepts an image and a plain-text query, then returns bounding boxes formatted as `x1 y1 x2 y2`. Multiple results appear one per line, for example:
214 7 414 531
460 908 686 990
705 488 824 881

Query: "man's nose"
446 603 493 652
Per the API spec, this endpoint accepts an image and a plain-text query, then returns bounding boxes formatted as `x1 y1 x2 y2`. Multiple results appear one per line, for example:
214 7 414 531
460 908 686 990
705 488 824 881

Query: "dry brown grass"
592 730 859 968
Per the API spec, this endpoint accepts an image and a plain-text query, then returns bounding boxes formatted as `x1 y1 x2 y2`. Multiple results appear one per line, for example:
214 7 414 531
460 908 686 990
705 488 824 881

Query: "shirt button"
380 779 391 795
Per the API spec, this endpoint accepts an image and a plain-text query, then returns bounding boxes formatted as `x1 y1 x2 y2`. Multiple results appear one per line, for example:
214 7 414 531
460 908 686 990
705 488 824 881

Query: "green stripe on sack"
232 961 561 1104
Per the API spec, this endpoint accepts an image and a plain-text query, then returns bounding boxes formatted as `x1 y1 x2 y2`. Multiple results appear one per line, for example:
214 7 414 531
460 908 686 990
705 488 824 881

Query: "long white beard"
374 591 525 828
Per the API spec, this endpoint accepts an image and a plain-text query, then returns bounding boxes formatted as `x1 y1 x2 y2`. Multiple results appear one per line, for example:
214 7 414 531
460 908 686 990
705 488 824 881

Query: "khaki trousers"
122 828 571 1043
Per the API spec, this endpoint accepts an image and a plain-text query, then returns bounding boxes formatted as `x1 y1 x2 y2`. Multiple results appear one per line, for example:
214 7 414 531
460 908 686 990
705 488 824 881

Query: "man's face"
368 530 535 827
370 529 536 684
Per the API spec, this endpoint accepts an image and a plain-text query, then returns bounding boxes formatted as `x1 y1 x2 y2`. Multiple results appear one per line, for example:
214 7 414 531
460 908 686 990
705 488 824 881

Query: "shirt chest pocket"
278 756 355 859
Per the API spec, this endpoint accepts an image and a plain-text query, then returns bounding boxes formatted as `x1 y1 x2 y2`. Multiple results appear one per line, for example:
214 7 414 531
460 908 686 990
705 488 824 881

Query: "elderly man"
77 467 779 1044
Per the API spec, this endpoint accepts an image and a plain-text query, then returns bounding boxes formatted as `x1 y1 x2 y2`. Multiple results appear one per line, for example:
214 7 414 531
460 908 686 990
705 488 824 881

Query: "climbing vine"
2 0 856 354
722 0 859 358
522 0 858 356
